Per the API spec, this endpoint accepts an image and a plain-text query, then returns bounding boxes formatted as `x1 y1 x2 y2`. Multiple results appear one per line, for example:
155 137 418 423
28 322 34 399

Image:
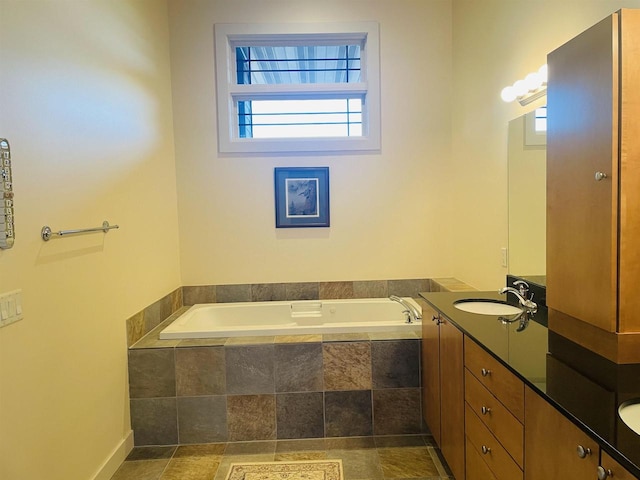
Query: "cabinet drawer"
466 438 498 480
465 404 523 480
464 369 523 467
464 337 524 422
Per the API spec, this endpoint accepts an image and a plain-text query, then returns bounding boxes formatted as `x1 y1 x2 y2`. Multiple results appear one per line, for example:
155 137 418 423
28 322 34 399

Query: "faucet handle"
513 280 529 297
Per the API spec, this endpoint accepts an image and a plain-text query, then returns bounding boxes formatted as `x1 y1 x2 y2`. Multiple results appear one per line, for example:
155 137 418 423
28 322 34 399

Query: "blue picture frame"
274 167 330 228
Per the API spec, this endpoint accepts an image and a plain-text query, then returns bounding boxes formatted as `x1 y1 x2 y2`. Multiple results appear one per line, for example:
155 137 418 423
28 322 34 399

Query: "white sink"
619 401 640 435
453 299 523 316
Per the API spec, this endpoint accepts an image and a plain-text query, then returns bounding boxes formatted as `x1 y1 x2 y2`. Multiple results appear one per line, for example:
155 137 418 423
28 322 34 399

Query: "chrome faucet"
390 295 422 323
499 286 537 311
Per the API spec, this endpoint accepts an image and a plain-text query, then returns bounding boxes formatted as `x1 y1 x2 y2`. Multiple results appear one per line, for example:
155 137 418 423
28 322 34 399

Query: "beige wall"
168 0 455 286
451 0 640 290
0 2 181 479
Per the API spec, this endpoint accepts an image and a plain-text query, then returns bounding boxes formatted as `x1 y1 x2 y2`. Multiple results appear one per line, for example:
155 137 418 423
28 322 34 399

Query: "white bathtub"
159 297 422 339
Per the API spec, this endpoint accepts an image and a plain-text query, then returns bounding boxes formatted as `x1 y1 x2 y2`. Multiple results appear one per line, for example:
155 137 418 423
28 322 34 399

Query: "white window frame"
214 22 380 155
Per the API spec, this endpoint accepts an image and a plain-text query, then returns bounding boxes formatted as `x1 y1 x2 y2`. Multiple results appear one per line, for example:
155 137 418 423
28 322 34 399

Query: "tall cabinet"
546 8 640 363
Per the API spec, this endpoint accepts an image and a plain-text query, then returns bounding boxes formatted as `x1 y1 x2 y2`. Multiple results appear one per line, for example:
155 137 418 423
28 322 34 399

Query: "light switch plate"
0 289 23 327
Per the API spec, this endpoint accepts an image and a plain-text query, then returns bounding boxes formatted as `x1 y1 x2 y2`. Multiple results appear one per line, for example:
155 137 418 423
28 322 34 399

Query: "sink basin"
619 400 640 435
453 299 522 316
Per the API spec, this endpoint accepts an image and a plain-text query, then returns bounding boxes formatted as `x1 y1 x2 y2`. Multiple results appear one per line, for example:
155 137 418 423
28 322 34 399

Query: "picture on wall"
274 167 330 228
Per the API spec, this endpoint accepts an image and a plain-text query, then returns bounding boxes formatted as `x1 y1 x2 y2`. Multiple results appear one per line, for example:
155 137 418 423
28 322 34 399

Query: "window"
524 107 547 146
215 23 380 154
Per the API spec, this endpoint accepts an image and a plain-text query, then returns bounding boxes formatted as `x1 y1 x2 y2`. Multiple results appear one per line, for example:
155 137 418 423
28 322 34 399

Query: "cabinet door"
546 13 618 332
440 319 465 480
525 386 599 480
600 451 637 480
421 302 441 445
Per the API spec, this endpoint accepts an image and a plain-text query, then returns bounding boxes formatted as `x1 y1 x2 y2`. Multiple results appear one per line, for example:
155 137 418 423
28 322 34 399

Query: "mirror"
507 108 546 281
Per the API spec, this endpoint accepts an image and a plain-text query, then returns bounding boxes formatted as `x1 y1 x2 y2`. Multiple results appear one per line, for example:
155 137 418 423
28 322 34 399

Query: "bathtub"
159 297 422 339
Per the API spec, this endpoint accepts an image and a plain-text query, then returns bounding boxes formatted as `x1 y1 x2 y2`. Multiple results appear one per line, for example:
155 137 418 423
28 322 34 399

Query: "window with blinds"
215 23 380 154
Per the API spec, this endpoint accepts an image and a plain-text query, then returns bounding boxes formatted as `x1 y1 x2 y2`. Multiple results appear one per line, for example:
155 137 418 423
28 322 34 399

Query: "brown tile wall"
126 277 438 445
128 337 423 446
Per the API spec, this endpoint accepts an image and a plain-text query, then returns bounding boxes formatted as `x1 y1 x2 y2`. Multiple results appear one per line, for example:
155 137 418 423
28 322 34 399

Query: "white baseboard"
91 430 134 480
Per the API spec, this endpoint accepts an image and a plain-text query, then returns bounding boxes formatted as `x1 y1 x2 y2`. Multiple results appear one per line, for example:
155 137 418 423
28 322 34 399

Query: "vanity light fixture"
501 64 548 106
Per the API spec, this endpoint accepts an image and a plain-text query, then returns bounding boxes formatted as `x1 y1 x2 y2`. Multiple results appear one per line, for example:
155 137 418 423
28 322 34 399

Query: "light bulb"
513 80 528 97
525 72 542 91
501 86 517 102
538 64 548 83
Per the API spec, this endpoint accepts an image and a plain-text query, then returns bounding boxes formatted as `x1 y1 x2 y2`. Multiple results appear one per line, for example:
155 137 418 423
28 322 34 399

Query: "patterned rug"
225 460 344 480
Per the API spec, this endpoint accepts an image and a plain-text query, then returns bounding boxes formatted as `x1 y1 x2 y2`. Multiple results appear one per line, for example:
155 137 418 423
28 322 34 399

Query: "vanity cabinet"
524 385 600 480
546 8 640 362
599 451 637 480
464 338 524 480
420 301 465 480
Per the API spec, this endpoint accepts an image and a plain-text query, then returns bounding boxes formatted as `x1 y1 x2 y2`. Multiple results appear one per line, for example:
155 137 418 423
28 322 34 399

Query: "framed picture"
274 167 330 228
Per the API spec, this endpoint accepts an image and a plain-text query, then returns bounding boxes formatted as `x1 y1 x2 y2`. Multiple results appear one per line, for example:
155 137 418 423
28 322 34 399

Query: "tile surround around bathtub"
126 277 438 447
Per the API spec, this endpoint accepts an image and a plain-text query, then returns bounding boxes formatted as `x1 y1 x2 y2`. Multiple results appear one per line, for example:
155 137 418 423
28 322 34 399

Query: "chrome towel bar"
41 220 119 241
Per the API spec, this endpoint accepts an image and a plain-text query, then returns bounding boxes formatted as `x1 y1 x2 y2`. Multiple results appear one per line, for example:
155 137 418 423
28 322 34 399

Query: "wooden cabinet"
464 338 524 480
421 301 441 443
525 386 599 480
599 451 637 480
547 8 640 363
420 301 465 480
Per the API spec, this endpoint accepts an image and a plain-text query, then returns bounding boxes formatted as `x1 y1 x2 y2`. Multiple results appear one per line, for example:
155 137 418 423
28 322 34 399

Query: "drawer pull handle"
481 406 491 415
481 445 491 455
576 445 592 459
597 466 613 479
481 368 491 377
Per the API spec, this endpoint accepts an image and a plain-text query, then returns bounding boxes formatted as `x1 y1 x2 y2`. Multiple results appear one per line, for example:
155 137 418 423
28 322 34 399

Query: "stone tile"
177 396 228 444
275 343 323 392
160 455 220 480
224 336 275 346
225 441 276 455
387 279 430 298
324 437 376 450
226 345 275 394
130 398 178 446
126 311 146 347
371 340 420 389
174 443 226 457
128 348 175 398
276 392 324 439
285 282 319 300
276 438 328 452
252 283 287 301
324 390 373 437
353 280 388 299
170 287 183 313
372 389 422 435
275 334 323 344
373 435 426 448
183 285 216 305
144 295 174 333
216 284 251 303
323 342 372 391
110 459 169 480
428 446 453 476
177 338 228 347
377 447 440 478
130 315 183 349
322 333 370 342
319 281 354 299
227 394 276 441
176 347 226 396
327 449 383 480
368 331 420 341
126 445 176 460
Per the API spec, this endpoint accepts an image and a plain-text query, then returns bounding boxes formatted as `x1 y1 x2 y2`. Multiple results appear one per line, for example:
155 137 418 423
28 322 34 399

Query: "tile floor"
110 435 454 480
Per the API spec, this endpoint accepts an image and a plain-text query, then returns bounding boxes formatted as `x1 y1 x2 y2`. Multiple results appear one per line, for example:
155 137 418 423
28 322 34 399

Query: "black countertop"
420 290 640 478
